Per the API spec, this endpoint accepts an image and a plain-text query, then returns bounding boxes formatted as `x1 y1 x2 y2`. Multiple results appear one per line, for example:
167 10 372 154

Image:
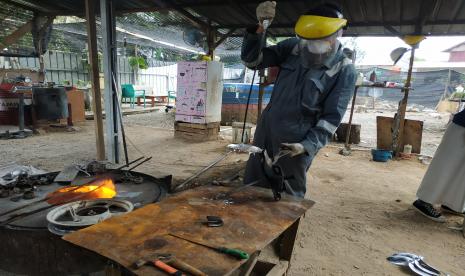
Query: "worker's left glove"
280 143 306 157
256 1 276 22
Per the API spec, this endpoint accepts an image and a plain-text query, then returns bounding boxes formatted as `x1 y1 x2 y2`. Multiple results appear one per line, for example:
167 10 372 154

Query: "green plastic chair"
121 84 146 108
165 90 176 113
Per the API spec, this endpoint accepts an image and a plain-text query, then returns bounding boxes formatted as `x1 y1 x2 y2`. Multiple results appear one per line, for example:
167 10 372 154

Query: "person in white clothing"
413 109 465 222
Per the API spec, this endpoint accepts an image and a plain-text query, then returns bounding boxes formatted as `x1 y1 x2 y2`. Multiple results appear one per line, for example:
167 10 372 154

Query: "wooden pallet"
174 121 220 141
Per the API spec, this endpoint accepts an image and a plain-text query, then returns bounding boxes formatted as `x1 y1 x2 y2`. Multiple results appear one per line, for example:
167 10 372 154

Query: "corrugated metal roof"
3 0 465 37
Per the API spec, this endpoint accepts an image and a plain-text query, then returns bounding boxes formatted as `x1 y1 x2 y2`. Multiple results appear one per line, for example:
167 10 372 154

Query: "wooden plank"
174 130 218 141
63 186 314 276
377 116 423 154
174 126 219 135
175 121 220 130
395 47 416 156
85 0 105 161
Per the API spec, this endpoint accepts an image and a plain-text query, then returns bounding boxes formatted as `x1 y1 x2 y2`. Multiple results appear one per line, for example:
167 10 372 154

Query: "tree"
342 37 366 63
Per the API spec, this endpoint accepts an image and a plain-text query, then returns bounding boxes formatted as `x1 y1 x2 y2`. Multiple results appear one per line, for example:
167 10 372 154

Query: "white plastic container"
232 122 254 144
403 144 413 154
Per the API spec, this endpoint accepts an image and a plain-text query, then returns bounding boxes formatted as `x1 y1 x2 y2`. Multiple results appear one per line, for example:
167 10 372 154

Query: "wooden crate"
376 116 423 154
174 121 220 141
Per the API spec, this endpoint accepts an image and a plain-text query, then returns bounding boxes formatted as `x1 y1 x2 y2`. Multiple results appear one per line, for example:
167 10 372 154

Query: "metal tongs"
215 147 292 200
387 252 449 276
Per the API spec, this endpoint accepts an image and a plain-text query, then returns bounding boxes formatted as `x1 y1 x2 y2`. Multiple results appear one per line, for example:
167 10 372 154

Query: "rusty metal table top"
64 185 314 275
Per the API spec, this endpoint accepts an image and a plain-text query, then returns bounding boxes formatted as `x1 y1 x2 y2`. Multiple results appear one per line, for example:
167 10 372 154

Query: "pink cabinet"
175 61 223 124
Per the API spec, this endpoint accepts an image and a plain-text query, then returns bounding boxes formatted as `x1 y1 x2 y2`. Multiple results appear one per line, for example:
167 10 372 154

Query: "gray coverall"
241 31 357 198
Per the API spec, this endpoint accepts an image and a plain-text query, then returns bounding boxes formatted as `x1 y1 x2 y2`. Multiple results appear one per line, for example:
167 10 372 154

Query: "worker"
412 108 465 222
241 1 357 197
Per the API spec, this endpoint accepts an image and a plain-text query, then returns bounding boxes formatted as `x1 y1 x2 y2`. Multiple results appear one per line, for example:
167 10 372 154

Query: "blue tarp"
222 83 274 105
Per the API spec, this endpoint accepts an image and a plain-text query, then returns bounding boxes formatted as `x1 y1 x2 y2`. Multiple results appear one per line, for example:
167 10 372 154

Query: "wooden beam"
85 0 106 161
146 0 209 31
394 47 416 156
1 0 49 13
0 20 33 49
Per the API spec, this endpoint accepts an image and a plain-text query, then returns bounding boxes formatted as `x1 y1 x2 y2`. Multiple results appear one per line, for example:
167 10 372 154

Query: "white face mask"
304 39 332 54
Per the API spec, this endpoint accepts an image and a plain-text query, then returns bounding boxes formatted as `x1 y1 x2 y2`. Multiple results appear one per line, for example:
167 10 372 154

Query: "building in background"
444 42 465 62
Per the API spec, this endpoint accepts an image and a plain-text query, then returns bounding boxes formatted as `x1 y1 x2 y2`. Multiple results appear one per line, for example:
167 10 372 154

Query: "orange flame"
47 178 116 205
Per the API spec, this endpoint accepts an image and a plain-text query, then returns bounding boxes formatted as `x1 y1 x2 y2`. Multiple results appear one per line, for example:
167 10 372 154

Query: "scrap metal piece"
22 190 35 200
206 216 223 227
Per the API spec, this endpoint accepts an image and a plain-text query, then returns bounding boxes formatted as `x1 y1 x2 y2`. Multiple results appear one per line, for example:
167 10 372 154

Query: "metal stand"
100 0 121 163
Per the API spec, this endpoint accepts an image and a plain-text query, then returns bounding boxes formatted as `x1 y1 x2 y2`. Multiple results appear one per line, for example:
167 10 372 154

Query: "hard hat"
295 3 347 40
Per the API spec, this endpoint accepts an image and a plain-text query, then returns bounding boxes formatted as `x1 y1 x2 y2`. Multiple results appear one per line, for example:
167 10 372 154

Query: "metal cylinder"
67 103 73 127
18 93 25 131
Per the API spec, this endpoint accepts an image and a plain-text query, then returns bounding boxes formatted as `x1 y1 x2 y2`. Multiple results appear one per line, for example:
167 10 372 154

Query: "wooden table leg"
151 97 155 107
137 97 141 106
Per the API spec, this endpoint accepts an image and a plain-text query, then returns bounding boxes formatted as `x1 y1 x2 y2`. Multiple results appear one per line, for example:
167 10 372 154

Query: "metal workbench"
64 185 314 276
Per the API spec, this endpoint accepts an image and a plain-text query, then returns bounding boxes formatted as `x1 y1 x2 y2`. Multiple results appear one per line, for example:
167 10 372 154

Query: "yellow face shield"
295 15 347 40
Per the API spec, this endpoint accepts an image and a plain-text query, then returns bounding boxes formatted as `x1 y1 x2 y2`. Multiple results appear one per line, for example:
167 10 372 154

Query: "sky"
340 36 465 65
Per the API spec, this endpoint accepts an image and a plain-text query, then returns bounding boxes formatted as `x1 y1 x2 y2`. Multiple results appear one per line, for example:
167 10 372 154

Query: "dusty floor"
1 110 464 275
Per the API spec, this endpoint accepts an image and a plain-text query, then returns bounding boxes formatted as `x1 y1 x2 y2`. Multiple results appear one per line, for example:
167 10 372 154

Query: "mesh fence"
0 2 243 63
357 67 465 108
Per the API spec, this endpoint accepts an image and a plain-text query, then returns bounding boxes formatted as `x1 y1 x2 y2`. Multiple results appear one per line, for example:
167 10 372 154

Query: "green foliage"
128 56 148 70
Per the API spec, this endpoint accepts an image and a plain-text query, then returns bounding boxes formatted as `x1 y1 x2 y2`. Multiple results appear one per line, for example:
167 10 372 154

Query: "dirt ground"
1 110 464 275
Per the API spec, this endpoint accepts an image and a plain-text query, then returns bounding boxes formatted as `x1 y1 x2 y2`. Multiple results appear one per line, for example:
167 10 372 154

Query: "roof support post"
100 0 121 163
206 22 216 59
393 47 416 156
85 0 106 161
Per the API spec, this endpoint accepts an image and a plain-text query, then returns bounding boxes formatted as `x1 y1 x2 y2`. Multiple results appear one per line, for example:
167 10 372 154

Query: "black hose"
241 27 268 143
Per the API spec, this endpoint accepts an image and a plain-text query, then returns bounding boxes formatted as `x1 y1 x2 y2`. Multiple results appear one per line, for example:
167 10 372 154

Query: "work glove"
256 1 276 23
280 143 306 157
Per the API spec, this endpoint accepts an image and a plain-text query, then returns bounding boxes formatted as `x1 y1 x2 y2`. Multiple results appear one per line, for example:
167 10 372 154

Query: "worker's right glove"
256 1 276 23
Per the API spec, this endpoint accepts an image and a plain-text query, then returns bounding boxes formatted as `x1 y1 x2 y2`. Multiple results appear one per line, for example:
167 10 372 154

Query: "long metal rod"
241 22 269 143
128 156 152 171
112 73 129 165
344 86 359 150
114 156 144 170
175 152 232 191
241 70 258 143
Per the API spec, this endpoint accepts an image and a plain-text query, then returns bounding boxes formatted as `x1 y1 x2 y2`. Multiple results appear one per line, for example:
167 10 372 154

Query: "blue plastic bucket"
371 149 393 162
